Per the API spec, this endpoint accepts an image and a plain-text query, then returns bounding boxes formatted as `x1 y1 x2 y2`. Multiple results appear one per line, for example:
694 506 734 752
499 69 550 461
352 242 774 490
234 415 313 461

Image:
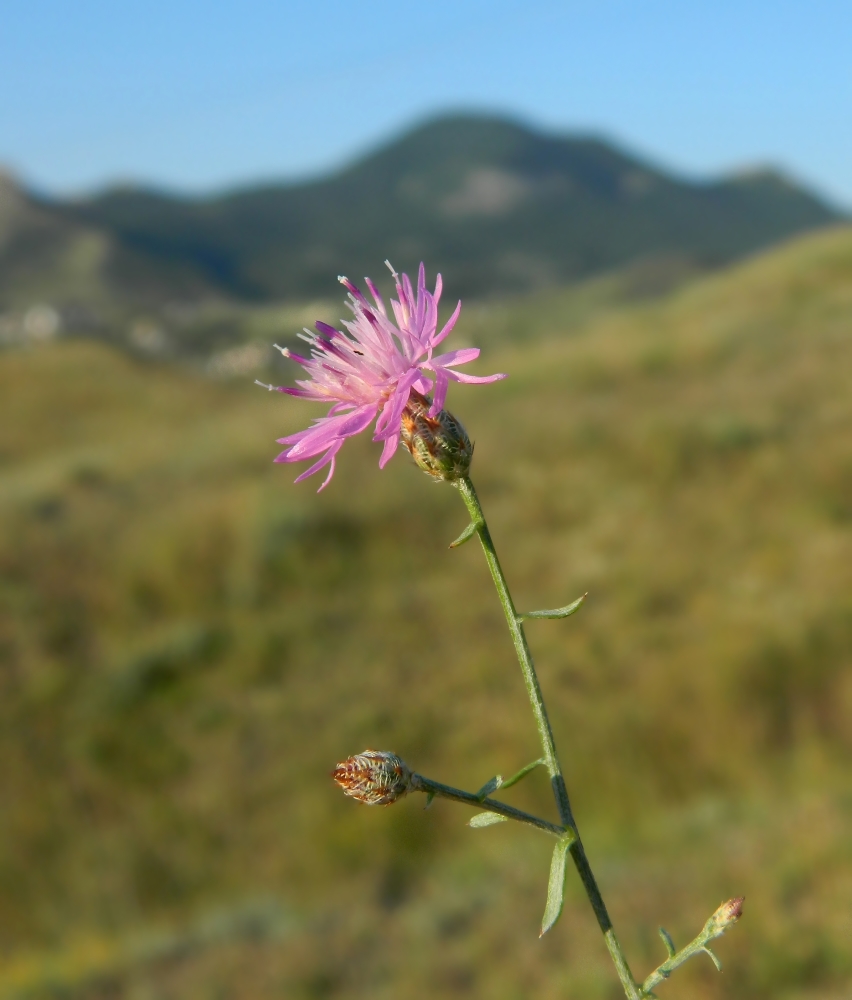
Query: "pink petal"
414 264 427 333
280 386 320 399
317 454 337 491
276 422 338 458
293 441 343 487
276 424 316 447
283 349 310 365
391 297 407 331
378 431 400 469
431 300 461 348
432 272 443 308
402 272 415 312
429 368 450 416
374 369 420 439
421 290 437 347
373 394 396 440
339 277 368 305
365 277 387 316
430 347 481 368
336 403 379 437
445 369 507 385
328 402 357 415
278 403 376 458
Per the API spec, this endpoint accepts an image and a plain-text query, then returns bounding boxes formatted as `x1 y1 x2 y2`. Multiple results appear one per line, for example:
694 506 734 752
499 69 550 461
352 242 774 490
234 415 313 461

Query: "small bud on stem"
332 751 413 805
641 897 745 995
705 896 745 938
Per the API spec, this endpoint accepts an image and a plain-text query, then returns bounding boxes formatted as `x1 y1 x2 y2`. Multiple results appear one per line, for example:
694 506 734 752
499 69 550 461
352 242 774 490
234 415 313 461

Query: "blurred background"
1 2 852 997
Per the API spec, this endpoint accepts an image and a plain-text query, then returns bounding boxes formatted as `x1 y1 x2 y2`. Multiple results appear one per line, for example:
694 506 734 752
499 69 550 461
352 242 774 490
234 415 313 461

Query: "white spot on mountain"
441 169 531 217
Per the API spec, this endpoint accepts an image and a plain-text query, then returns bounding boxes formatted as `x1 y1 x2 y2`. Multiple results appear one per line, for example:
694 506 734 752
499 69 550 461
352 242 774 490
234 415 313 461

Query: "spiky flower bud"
332 750 414 805
704 897 745 939
401 390 473 482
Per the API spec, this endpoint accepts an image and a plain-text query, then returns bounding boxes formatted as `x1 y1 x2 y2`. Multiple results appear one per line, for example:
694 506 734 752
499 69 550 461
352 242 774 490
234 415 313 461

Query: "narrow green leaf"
703 947 723 972
519 594 587 621
658 927 676 957
424 792 436 810
475 775 503 800
500 758 545 791
540 834 573 936
469 811 508 828
449 521 480 549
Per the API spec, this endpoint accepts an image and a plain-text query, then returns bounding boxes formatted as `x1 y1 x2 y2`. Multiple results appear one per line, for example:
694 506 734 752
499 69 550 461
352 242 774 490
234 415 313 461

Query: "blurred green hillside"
1 225 852 999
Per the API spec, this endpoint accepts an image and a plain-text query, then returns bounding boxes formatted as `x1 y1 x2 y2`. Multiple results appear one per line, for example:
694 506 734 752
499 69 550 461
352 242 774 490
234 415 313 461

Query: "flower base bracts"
331 751 413 805
401 390 473 482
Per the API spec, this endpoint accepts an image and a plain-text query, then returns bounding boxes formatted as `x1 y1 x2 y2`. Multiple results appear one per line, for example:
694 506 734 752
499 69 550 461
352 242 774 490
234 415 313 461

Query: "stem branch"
411 774 566 837
456 477 641 1000
641 900 743 997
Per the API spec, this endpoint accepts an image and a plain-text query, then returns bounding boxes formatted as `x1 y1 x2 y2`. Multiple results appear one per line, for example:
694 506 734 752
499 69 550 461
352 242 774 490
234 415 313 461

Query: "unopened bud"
401 390 472 482
332 750 413 805
705 897 745 938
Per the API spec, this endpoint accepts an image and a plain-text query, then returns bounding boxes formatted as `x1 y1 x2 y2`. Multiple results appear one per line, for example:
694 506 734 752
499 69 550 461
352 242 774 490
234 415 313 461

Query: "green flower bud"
704 897 745 938
401 390 472 482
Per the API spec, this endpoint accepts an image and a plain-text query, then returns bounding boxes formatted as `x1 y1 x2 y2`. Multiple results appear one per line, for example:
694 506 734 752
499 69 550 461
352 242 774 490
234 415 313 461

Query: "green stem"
642 940 710 997
411 774 566 838
456 476 641 1000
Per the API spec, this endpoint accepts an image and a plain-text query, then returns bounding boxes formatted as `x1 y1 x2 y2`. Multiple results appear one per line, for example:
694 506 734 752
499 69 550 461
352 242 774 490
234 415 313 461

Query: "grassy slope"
1 226 852 999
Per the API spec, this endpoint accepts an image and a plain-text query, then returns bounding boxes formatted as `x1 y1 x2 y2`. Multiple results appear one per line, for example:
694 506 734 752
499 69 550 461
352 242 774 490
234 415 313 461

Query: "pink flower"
258 262 506 490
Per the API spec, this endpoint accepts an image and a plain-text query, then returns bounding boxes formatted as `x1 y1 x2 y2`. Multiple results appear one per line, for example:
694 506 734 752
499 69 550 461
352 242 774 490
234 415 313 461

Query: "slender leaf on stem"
703 947 723 972
500 758 545 791
469 811 509 828
423 792 436 810
540 833 576 937
475 775 504 800
519 594 587 621
659 927 676 958
449 521 480 549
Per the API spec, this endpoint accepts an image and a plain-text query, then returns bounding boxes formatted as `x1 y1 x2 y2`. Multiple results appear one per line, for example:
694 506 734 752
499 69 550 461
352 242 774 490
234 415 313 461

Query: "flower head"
332 750 413 805
258 262 505 490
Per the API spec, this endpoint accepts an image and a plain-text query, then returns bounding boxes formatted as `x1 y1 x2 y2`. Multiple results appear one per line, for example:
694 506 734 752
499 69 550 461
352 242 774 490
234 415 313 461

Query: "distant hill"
0 171 222 318
0 114 843 315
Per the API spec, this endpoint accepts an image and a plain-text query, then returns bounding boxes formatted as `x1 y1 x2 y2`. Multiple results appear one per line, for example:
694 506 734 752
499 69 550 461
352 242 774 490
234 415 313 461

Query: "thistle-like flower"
258 262 505 490
332 750 414 805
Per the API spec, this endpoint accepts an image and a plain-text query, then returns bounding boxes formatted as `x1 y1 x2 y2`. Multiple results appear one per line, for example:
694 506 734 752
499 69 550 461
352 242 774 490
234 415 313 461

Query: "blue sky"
3 0 851 206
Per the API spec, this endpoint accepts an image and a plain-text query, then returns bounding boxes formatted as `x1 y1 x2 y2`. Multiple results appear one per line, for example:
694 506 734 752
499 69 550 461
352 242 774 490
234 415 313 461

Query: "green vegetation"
1 225 852 998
